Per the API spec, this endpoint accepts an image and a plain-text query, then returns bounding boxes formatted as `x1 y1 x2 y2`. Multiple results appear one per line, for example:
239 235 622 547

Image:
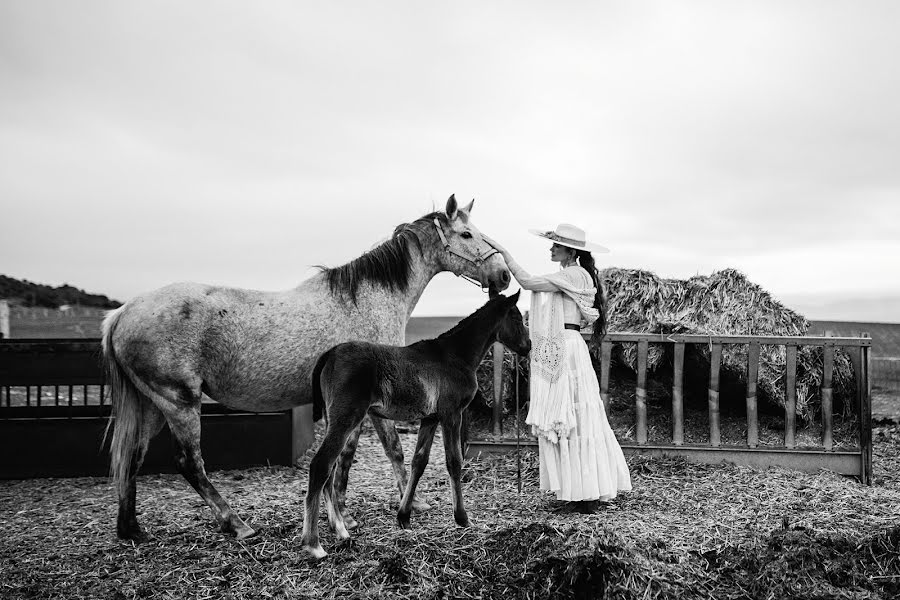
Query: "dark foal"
301 291 530 559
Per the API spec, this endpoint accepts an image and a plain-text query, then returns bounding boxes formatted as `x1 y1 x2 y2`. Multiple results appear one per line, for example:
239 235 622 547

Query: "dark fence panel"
0 409 293 479
0 340 103 386
0 339 300 479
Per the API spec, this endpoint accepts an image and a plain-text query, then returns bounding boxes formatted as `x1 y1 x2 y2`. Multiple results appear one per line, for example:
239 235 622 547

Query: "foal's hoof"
411 498 431 512
454 512 471 528
397 512 412 530
235 525 257 540
117 525 147 543
343 515 359 531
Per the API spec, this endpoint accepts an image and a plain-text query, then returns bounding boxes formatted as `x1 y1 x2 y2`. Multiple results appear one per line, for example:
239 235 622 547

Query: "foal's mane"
437 295 506 341
319 212 446 304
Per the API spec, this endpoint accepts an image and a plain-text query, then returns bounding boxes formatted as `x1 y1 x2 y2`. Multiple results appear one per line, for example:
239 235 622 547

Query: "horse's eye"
460 231 473 239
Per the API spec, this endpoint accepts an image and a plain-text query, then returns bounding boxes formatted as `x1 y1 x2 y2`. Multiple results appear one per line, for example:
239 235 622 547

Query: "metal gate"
469 333 874 484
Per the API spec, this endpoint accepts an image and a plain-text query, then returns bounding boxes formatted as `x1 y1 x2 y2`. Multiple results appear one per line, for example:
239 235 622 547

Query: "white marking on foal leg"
324 471 350 541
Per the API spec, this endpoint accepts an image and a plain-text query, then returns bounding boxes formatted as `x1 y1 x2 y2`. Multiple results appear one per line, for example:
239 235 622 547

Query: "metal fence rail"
471 332 874 484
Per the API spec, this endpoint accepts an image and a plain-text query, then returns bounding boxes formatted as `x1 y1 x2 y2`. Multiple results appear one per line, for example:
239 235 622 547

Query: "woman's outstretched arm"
483 234 559 292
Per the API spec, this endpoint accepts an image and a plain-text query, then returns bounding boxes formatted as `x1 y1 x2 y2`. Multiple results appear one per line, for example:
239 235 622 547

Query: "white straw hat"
528 223 609 253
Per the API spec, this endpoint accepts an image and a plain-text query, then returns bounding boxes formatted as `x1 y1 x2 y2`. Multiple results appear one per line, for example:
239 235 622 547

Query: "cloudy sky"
2 1 898 321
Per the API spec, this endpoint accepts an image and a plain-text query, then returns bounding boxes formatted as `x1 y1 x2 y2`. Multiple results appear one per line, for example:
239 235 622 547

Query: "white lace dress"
510 261 632 501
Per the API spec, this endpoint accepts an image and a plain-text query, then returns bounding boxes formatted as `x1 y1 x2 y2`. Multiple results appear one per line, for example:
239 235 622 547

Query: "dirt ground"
1 417 899 599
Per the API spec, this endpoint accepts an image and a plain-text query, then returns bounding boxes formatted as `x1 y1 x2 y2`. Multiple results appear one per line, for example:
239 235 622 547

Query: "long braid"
575 250 607 346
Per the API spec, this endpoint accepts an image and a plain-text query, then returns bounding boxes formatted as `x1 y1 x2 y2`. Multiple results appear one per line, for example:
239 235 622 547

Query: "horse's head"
434 195 511 292
495 290 530 356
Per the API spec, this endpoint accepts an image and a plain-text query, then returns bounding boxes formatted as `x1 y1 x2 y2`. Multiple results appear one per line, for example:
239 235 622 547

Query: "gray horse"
102 195 510 541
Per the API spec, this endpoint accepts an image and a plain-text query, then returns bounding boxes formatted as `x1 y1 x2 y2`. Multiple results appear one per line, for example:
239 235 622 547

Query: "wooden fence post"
821 332 834 451
635 340 648 444
0 300 9 339
708 343 722 447
784 345 798 448
746 341 760 448
492 341 504 437
860 332 873 485
672 342 685 446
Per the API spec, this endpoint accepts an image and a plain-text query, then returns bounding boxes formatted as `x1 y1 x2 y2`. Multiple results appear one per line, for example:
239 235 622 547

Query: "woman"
485 223 631 513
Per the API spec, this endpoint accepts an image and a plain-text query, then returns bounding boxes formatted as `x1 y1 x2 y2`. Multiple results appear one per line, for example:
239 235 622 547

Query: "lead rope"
516 357 521 495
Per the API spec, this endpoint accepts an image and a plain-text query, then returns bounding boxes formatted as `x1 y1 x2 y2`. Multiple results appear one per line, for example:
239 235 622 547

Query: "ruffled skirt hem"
531 331 632 501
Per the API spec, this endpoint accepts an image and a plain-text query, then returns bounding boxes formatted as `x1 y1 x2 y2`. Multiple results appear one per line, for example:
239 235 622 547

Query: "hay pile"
601 267 857 421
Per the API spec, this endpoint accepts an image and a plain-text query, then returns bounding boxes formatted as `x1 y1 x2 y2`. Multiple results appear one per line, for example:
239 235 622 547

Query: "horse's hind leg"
331 421 363 530
371 416 431 510
397 416 439 529
117 400 165 540
302 419 360 559
161 401 255 539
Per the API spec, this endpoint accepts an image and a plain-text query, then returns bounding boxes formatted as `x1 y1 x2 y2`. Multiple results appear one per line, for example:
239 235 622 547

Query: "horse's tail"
311 347 333 424
101 306 146 498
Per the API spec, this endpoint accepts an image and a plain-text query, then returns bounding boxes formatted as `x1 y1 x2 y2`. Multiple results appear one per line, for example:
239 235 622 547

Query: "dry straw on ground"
2 421 899 600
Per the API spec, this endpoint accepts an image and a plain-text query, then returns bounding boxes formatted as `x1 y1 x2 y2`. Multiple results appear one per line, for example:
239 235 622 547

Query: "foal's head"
494 290 530 356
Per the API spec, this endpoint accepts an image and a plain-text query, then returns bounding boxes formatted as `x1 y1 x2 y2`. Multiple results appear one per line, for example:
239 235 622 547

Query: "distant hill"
0 275 121 309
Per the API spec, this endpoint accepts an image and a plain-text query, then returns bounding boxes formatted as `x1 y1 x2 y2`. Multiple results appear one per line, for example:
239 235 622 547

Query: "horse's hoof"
117 528 146 543
397 513 412 529
411 499 431 512
304 545 328 560
455 513 470 528
117 521 146 543
344 516 359 530
222 520 256 540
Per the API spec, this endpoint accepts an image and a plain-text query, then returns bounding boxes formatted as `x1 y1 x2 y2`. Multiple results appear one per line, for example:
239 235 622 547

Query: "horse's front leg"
397 416 439 529
441 412 470 527
370 415 431 511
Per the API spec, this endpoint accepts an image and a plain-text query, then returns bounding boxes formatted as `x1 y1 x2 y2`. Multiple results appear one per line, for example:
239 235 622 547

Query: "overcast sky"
2 1 898 322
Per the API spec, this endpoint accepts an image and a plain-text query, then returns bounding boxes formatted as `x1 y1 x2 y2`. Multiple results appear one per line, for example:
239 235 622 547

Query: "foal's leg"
161 401 255 539
397 416 439 529
116 400 165 540
441 412 470 527
302 419 360 559
331 421 363 530
322 465 350 542
371 416 431 511
332 416 429 530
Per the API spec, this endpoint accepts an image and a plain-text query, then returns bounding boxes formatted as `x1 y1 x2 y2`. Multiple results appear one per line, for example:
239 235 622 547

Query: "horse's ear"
462 199 474 214
446 194 458 220
509 289 521 303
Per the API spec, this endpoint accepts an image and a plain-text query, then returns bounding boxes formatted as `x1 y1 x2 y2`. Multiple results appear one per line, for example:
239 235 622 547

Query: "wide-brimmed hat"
528 223 609 253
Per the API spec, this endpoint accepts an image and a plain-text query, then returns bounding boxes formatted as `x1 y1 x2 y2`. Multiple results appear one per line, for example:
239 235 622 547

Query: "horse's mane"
319 211 446 304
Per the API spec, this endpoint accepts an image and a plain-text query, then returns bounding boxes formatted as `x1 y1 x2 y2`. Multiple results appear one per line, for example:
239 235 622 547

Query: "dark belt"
564 323 580 330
